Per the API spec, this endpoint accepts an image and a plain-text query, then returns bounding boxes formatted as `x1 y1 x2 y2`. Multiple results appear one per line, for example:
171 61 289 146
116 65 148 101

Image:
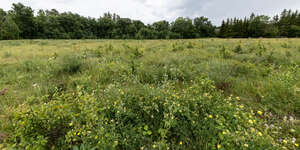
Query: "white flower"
283 116 287 121
32 83 38 87
289 116 294 121
292 137 296 143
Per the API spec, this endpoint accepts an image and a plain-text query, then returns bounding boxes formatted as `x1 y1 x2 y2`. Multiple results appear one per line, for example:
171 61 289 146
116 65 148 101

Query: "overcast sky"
1 0 300 25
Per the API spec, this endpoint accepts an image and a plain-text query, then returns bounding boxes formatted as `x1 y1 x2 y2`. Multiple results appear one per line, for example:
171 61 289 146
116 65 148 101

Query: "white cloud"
1 0 300 25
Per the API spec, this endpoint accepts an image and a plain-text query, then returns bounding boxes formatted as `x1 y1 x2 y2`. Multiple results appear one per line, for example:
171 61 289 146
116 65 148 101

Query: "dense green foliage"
0 39 299 149
219 10 300 38
1 3 300 39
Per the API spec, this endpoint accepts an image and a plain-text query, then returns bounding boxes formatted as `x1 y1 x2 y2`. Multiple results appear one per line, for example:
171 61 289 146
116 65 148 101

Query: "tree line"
0 3 300 40
219 10 300 38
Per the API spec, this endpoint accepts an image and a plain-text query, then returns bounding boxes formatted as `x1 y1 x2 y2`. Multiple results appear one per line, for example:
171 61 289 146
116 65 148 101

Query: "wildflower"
295 143 299 147
236 97 240 100
69 122 73 126
283 139 287 144
257 132 262 136
248 120 253 124
217 144 221 149
289 116 294 121
153 145 156 148
222 131 227 135
257 111 263 115
244 144 248 147
239 105 244 109
292 137 296 143
208 115 213 118
179 141 183 145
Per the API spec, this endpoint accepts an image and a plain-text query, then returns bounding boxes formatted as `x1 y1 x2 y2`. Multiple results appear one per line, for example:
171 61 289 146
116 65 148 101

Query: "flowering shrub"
3 76 297 150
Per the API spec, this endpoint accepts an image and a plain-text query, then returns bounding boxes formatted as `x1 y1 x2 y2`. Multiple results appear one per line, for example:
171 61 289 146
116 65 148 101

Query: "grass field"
0 39 299 149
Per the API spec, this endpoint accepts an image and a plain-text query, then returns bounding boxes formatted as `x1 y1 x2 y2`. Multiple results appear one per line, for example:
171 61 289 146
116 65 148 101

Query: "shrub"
60 55 84 75
219 46 232 59
233 44 243 54
186 42 194 49
2 76 290 150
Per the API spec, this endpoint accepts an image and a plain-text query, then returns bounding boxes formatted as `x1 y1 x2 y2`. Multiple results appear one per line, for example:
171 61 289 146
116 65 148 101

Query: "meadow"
0 39 299 149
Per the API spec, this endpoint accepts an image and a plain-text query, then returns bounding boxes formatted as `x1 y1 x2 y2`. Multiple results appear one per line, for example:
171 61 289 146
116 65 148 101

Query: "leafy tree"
152 20 170 39
171 17 195 38
0 8 6 27
10 3 36 38
97 15 115 38
194 17 215 37
136 27 156 39
0 16 20 40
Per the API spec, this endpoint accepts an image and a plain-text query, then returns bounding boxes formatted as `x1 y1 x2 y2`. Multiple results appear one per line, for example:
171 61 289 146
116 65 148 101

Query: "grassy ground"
0 39 299 149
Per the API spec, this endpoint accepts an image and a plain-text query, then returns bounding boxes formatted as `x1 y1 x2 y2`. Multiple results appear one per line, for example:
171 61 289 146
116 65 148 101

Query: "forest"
1 3 300 40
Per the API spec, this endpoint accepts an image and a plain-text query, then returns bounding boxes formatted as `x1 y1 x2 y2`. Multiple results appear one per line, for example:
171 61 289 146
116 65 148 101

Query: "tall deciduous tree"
171 17 195 38
194 17 215 37
0 16 20 40
10 3 35 39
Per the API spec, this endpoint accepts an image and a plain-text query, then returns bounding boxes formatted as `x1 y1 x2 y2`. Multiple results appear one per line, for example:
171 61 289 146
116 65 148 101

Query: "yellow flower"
236 97 240 100
295 143 299 147
222 131 227 135
69 122 73 126
217 144 221 149
208 115 213 118
153 145 156 148
283 140 287 144
258 132 262 136
257 111 263 115
239 105 244 109
248 120 253 124
244 144 248 147
179 141 183 145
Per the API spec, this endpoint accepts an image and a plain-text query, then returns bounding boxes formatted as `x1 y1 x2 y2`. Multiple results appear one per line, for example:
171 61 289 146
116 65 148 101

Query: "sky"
1 0 300 25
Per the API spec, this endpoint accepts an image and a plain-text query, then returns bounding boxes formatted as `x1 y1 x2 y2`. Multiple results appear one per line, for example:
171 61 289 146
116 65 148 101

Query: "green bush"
3 76 291 150
233 44 243 54
219 46 233 59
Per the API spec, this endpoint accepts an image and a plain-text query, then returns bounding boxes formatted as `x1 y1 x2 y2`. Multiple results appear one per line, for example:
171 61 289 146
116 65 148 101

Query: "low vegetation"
0 39 299 149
